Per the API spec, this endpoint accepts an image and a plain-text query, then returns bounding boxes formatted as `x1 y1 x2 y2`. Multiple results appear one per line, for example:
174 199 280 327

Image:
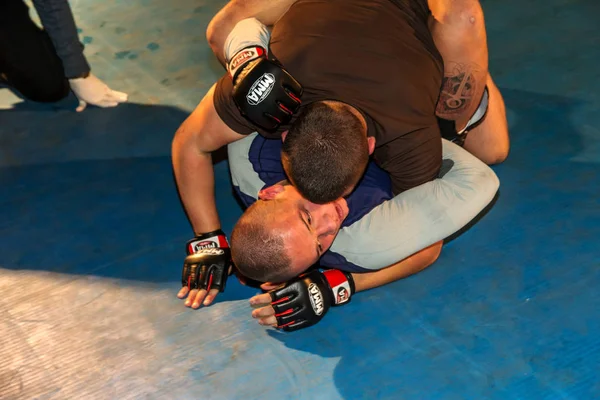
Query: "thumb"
76 100 87 112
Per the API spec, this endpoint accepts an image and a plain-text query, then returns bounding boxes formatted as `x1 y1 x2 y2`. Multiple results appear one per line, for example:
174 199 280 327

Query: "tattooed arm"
428 0 489 130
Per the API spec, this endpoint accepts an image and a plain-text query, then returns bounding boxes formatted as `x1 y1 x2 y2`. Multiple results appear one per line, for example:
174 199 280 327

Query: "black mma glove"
228 46 303 131
182 229 231 293
269 269 355 332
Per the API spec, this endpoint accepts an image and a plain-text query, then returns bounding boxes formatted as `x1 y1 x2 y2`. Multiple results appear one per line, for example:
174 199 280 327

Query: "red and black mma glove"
227 46 303 132
269 269 355 332
182 229 231 293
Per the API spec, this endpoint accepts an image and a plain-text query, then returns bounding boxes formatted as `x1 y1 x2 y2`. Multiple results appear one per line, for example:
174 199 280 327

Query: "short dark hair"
231 201 294 283
282 101 369 204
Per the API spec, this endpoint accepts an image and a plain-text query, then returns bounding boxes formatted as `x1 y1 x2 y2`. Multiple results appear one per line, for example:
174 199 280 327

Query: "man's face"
258 184 349 278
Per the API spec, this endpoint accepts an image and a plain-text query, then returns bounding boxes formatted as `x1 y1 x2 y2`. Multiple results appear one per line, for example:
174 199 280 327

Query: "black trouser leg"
0 0 70 102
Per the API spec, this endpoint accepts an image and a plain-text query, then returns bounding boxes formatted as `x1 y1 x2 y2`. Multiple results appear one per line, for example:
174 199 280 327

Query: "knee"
489 126 511 165
206 17 220 53
25 79 70 103
482 143 510 165
491 147 509 165
206 3 235 56
36 86 69 103
464 124 510 165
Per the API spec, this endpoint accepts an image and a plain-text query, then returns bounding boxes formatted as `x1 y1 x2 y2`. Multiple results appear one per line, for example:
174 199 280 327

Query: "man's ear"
258 184 285 200
281 130 288 142
367 136 376 155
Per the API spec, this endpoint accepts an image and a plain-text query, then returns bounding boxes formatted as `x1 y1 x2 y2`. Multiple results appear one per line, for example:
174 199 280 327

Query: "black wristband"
195 229 225 238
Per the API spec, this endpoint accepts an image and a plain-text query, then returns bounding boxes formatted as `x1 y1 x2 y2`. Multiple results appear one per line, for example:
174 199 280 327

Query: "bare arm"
206 0 298 65
351 241 443 293
172 84 246 235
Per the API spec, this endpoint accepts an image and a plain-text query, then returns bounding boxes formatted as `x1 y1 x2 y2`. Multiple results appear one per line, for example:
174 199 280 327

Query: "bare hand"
248 282 285 326
249 292 277 326
177 265 237 309
69 73 128 112
177 286 221 309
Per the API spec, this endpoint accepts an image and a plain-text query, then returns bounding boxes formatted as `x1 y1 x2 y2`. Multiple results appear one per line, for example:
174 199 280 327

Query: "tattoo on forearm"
436 62 482 118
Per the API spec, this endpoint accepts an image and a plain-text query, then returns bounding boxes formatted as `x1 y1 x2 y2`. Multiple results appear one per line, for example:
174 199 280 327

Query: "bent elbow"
470 167 500 209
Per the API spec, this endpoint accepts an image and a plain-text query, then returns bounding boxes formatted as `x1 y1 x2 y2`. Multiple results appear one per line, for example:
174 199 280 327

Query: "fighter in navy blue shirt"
233 134 393 273
227 132 500 331
173 0 510 324
229 133 499 278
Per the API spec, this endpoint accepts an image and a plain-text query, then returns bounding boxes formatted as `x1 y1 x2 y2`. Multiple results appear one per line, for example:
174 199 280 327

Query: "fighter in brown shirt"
214 0 445 195
172 0 509 309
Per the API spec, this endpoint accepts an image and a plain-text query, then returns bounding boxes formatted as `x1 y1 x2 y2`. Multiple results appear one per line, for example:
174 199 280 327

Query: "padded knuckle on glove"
269 278 329 331
269 289 295 314
232 58 303 131
203 263 227 291
182 250 230 293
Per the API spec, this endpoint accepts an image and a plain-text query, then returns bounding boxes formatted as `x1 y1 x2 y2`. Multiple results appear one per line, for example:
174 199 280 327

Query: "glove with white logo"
269 269 355 332
228 48 303 132
182 230 231 292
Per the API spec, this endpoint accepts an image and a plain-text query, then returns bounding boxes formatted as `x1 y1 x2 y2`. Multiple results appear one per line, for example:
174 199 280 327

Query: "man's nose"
315 207 337 236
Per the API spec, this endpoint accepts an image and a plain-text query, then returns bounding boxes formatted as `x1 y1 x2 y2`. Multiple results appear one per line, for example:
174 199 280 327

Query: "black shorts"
438 86 490 146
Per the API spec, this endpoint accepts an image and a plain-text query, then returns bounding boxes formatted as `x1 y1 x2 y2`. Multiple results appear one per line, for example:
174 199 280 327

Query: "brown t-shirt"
214 0 444 193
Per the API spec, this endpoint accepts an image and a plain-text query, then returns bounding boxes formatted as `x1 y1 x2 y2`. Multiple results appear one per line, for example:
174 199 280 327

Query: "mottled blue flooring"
1 0 598 399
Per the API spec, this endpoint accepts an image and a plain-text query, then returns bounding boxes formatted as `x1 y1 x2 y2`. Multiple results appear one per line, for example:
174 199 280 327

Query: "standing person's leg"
0 0 69 102
428 0 509 164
